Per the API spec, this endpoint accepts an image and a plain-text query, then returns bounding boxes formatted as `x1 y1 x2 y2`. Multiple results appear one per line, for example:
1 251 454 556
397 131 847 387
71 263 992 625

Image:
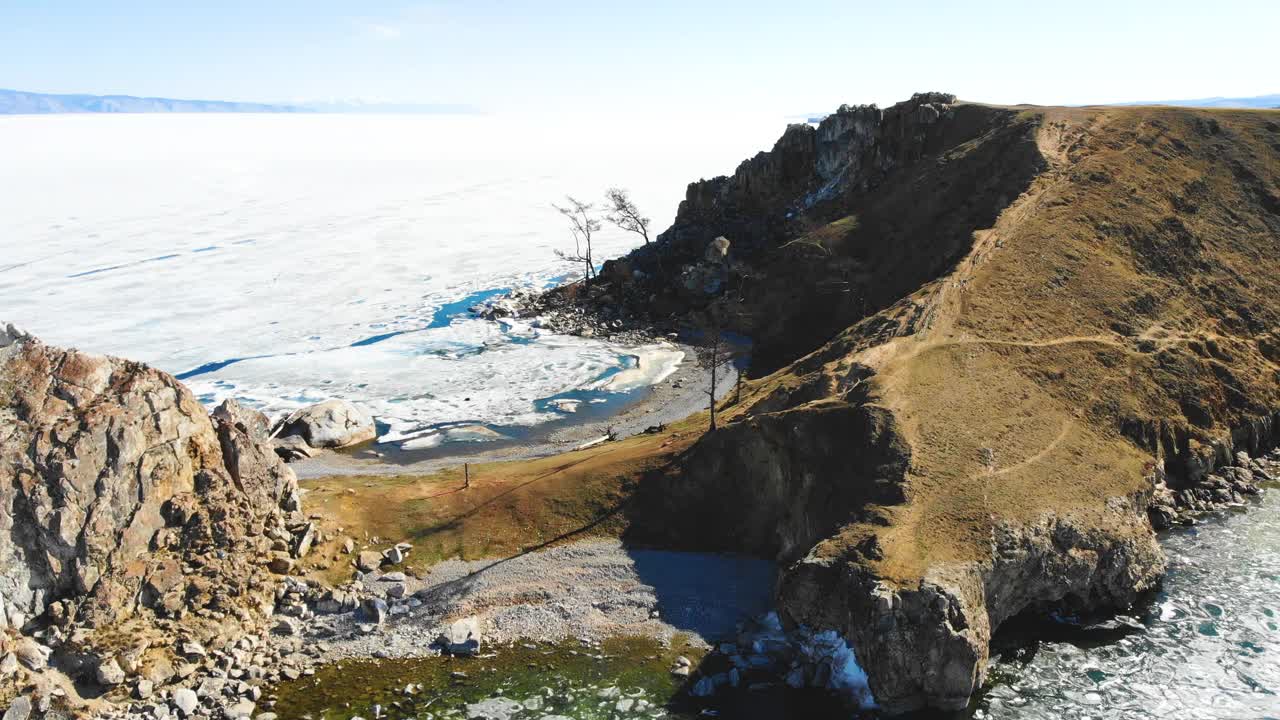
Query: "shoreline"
289 342 740 480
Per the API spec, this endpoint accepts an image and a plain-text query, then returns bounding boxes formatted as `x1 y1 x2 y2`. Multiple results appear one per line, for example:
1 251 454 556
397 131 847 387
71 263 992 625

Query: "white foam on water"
595 343 685 393
0 112 785 441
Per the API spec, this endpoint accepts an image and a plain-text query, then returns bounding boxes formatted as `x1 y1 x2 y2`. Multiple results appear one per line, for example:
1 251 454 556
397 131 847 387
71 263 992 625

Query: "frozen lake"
0 112 783 447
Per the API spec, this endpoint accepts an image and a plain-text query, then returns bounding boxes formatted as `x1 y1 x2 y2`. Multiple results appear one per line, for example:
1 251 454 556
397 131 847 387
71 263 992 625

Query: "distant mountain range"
0 88 483 115
0 88 306 114
1115 94 1280 109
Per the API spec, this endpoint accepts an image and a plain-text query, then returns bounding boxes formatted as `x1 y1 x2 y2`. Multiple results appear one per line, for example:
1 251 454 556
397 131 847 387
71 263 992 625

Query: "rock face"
778 492 1166 710
277 399 375 448
0 323 301 683
532 93 1044 373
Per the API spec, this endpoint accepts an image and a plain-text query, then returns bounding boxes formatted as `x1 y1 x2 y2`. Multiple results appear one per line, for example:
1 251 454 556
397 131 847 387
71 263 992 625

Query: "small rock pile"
1149 447 1277 529
92 628 333 720
472 285 660 345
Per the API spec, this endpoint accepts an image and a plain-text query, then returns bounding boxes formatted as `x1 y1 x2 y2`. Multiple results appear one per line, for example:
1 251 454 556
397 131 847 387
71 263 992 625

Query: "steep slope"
1 324 304 707
613 99 1280 712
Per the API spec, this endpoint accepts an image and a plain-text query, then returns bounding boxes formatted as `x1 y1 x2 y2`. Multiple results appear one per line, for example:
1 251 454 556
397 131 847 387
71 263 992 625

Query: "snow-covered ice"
0 111 782 445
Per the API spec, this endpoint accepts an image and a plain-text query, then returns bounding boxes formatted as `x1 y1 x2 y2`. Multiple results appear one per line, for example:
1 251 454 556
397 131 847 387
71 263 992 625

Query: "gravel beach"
307 539 775 663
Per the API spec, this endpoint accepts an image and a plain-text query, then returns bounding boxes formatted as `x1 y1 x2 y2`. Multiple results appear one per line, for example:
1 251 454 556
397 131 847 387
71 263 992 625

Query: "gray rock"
277 400 375 449
272 436 314 463
691 676 716 697
0 331 302 668
292 522 316 558
172 688 199 717
0 653 17 677
357 551 383 573
362 597 388 625
705 236 731 263
181 642 208 659
438 618 482 656
212 398 272 439
13 638 49 670
135 679 155 699
96 657 126 686
2 696 31 720
465 697 522 720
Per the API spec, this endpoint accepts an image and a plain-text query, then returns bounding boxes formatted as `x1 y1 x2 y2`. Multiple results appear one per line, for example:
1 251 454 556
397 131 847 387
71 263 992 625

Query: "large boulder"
0 322 300 645
277 399 375 448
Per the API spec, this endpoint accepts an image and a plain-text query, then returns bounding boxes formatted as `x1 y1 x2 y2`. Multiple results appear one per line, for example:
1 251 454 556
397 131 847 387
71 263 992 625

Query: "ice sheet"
0 112 783 443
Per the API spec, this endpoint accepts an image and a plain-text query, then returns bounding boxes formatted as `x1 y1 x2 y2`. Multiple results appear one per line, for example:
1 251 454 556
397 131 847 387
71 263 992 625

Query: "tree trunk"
709 344 718 431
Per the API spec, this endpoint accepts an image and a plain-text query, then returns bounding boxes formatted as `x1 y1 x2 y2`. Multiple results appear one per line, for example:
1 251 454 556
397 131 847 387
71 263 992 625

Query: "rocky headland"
3 93 1279 719
485 94 1280 711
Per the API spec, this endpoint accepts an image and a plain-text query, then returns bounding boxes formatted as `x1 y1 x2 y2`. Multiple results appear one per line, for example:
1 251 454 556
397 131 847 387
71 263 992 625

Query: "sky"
1 0 1277 114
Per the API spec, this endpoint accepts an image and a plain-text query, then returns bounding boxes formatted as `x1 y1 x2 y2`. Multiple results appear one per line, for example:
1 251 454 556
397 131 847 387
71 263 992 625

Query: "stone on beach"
277 399 376 448
362 597 389 625
438 618 482 656
357 550 383 572
464 697 522 720
272 435 314 462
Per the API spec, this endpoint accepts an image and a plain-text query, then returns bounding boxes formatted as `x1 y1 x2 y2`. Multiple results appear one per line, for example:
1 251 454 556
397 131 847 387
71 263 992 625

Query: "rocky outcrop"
778 490 1166 712
276 399 375 449
674 92 958 228
624 402 909 561
0 324 302 701
512 93 1044 373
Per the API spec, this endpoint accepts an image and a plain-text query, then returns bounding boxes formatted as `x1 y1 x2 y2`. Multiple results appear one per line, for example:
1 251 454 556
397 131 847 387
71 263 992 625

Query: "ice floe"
0 112 784 446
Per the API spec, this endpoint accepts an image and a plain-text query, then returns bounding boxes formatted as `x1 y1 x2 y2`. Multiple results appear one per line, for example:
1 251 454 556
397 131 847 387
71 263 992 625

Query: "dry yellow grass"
298 418 706 581
790 106 1280 584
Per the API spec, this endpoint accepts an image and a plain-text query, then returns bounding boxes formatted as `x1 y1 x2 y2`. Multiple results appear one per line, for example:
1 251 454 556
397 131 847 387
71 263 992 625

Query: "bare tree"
604 187 651 245
552 196 601 281
696 324 725 432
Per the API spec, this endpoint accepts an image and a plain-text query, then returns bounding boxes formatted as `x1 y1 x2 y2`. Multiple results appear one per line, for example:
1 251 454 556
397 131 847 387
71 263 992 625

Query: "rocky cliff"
580 92 1044 372
0 324 303 707
608 98 1280 712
